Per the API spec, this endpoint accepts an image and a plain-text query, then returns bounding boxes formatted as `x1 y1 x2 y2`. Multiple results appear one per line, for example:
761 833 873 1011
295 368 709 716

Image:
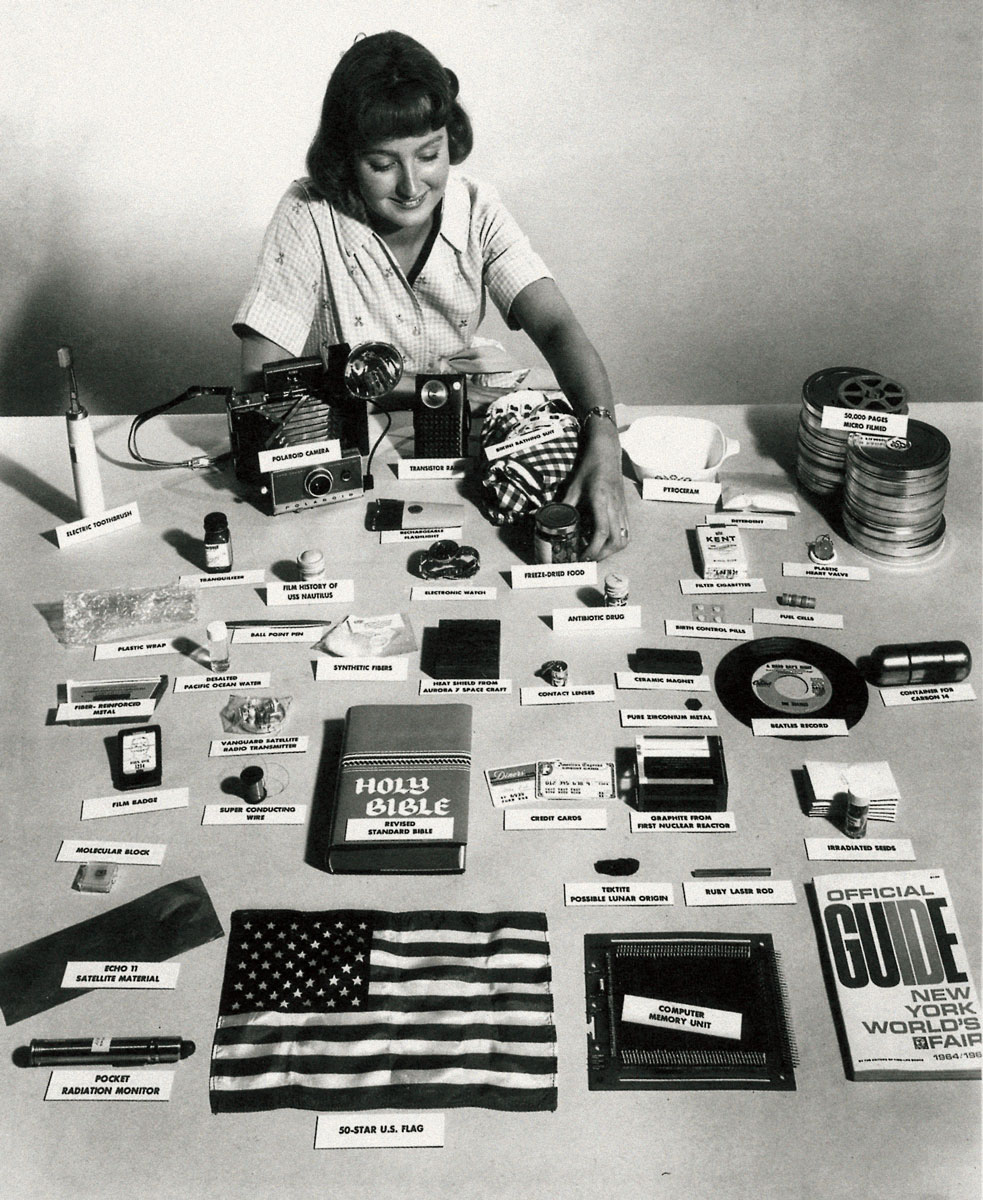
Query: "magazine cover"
813 868 981 1080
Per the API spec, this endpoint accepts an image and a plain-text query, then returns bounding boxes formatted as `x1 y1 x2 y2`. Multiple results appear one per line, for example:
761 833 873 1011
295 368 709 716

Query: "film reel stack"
842 419 951 563
796 367 908 496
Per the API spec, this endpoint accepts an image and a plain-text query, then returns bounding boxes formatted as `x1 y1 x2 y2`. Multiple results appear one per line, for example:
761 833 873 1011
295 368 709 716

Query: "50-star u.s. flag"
209 909 558 1112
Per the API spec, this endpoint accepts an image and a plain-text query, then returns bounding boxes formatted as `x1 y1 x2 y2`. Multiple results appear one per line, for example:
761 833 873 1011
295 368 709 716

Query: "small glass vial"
843 770 873 839
297 549 326 581
207 620 230 672
604 572 629 607
203 512 232 573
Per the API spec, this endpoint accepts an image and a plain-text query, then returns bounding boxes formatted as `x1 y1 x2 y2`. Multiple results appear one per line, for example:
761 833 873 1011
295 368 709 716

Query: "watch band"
581 405 615 428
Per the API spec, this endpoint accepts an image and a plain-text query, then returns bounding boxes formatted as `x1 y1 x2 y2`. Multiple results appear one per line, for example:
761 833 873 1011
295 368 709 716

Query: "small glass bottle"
297 549 326 581
604 572 629 607
203 512 233 573
843 769 873 839
207 620 230 672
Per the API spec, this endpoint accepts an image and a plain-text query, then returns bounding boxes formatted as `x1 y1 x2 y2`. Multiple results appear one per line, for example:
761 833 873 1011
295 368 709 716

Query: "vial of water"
207 620 230 672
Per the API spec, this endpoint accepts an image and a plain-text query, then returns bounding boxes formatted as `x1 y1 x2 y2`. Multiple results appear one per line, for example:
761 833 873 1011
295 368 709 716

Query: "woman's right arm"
240 329 291 390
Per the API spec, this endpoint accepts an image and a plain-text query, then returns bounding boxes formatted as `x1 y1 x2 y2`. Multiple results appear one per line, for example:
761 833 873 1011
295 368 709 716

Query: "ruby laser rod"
58 344 105 518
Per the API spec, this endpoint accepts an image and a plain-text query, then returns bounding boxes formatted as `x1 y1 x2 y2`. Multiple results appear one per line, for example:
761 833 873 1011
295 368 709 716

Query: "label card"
315 1113 445 1150
57 839 165 865
520 685 615 706
642 479 722 504
419 679 512 695
55 502 141 549
565 882 674 907
622 993 741 1040
703 514 788 530
620 708 718 728
484 423 563 462
752 607 844 630
820 408 909 438
410 586 497 601
46 1069 174 1102
56 699 156 723
94 637 182 660
805 838 916 861
265 580 354 605
511 563 598 589
679 579 766 595
256 437 341 474
536 761 616 800
683 880 796 906
783 562 870 581
396 457 470 479
345 818 455 841
664 620 753 641
379 526 463 545
504 808 607 830
232 626 326 644
484 763 539 808
202 804 307 825
616 672 712 692
553 606 641 633
630 811 736 833
752 718 848 737
879 682 976 707
61 962 180 989
173 673 270 693
316 658 409 681
179 569 266 588
81 787 189 821
209 736 308 756
67 677 163 702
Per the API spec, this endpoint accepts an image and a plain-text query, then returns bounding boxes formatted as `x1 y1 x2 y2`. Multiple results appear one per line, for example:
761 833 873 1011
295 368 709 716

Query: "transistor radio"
413 372 470 458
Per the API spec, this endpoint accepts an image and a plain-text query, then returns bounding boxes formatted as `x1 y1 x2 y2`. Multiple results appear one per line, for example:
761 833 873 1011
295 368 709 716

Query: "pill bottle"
203 512 233 573
604 573 629 607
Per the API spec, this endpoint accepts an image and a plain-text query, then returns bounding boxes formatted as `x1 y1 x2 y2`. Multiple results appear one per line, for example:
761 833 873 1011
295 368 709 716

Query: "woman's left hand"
561 417 629 561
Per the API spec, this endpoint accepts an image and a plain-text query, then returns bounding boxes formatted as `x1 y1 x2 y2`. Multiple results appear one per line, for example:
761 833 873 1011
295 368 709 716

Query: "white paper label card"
396 457 471 479
511 562 598 589
520 685 615 706
265 580 354 605
94 637 182 660
345 818 455 841
630 811 736 833
46 1069 174 1102
81 787 189 820
202 804 307 825
504 808 607 830
316 657 409 681
620 708 718 728
565 882 674 907
679 578 767 595
315 1113 445 1150
485 763 539 808
683 880 796 906
484 423 563 461
753 608 844 630
642 479 722 504
209 736 308 756
616 672 712 692
419 680 512 695
553 606 641 632
61 962 180 989
664 620 754 641
232 626 325 643
703 514 788 529
379 526 463 545
622 993 742 1040
752 718 848 737
410 586 497 601
256 438 342 474
179 569 267 589
879 682 976 707
805 838 916 861
57 839 166 865
536 761 616 800
820 408 908 438
173 673 271 693
783 562 870 581
56 700 157 723
55 503 141 548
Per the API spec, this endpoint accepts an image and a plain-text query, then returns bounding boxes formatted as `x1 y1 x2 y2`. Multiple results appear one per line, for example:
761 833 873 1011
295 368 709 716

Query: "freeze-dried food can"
533 503 581 564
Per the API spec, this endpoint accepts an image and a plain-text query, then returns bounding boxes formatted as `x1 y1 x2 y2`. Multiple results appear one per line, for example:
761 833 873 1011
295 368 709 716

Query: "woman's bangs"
356 85 449 145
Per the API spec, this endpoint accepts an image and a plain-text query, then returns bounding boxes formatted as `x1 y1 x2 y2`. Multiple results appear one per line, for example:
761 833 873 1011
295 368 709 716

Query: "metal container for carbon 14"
842 419 950 562
795 367 909 495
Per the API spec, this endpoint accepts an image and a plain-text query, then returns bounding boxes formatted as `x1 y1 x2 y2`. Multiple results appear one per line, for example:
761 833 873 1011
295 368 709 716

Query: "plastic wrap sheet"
62 582 198 646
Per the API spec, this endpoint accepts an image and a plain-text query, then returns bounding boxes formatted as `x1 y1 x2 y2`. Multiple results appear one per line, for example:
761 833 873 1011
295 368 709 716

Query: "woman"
234 31 628 560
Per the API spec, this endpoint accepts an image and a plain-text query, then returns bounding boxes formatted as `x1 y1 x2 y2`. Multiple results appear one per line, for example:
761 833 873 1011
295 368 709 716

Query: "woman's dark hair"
307 31 472 203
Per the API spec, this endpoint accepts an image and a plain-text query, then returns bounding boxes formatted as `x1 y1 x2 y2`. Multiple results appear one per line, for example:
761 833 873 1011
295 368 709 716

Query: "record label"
750 659 831 715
